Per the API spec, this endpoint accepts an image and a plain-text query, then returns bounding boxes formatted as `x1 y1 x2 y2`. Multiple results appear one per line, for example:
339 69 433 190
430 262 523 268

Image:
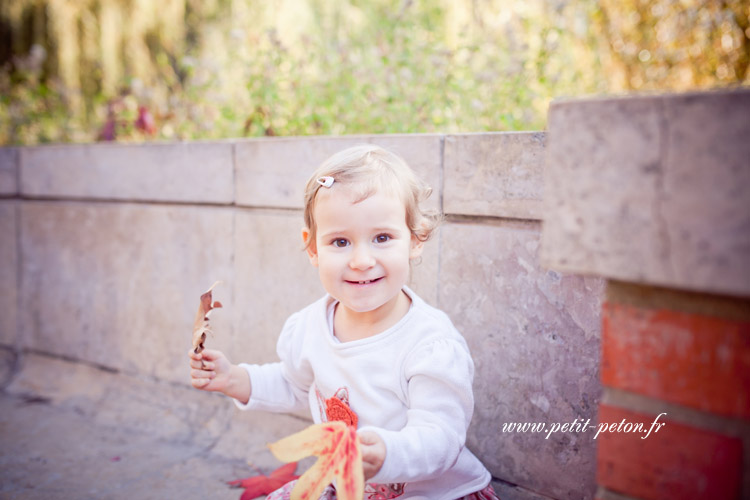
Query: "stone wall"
0 132 605 499
542 89 750 500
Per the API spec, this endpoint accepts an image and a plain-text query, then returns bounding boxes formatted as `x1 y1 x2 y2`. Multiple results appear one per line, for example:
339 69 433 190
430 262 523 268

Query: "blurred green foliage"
0 0 747 145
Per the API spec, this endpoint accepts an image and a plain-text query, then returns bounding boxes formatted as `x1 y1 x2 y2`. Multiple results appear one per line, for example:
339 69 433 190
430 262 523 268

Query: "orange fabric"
325 395 358 427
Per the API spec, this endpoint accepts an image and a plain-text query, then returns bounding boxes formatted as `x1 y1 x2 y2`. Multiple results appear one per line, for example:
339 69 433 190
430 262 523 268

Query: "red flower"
135 106 156 135
325 395 358 427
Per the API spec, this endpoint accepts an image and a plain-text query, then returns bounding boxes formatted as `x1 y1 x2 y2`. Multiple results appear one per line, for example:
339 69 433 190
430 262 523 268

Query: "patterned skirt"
265 480 500 500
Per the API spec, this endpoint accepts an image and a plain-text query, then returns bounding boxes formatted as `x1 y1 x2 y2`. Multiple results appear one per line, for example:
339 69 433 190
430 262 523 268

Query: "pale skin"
189 187 424 482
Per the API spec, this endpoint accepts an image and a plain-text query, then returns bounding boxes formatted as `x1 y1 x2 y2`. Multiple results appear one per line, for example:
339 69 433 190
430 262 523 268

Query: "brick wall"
598 283 749 500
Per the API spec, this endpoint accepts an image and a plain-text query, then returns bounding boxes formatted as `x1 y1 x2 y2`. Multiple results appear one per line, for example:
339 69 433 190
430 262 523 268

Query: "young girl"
189 145 498 500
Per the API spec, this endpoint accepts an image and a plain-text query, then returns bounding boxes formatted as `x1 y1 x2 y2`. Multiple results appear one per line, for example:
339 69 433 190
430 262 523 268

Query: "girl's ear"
301 228 319 267
409 235 425 260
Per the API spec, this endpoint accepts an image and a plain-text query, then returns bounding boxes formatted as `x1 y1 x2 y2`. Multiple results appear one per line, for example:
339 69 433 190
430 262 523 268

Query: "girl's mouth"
346 277 383 285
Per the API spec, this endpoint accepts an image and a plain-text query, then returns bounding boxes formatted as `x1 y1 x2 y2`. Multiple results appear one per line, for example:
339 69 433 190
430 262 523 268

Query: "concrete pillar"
541 89 750 499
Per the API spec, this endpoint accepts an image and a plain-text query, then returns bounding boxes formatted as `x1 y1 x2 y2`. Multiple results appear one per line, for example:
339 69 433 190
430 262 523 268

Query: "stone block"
20 142 234 203
660 92 750 297
19 202 234 383
541 95 664 283
439 221 605 500
0 202 17 346
542 90 750 297
235 135 442 212
444 133 546 219
0 346 16 387
0 147 18 195
408 224 440 307
232 210 325 366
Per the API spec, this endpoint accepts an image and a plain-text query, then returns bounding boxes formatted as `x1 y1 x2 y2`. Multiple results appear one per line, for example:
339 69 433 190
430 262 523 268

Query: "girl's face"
303 186 423 322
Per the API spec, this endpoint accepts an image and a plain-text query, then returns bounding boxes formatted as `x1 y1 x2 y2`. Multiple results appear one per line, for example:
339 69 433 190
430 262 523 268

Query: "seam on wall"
229 141 237 339
15 146 22 197
230 140 238 207
16 195 235 208
16 196 307 216
655 98 676 281
436 135 445 309
445 213 542 230
14 148 23 355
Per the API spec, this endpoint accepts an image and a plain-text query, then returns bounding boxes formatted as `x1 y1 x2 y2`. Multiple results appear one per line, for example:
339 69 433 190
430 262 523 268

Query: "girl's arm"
189 348 252 404
360 338 475 484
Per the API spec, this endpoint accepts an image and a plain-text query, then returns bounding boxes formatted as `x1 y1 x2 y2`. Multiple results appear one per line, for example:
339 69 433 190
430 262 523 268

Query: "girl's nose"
349 245 375 270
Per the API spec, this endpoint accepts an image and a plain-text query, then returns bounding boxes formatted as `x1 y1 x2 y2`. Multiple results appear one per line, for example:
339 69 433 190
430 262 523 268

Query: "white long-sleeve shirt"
235 287 491 499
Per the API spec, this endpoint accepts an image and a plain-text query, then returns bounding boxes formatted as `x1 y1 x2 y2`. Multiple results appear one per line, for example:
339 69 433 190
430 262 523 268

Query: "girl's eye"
332 238 349 248
375 234 391 243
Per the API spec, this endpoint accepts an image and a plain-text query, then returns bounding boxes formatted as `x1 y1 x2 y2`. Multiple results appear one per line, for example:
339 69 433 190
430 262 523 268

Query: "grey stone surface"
444 133 546 220
492 479 558 500
235 135 442 212
0 147 18 195
20 142 234 203
541 96 664 283
660 92 750 298
18 202 234 383
1 352 309 500
541 90 750 297
232 210 325 366
440 221 605 500
0 346 17 387
408 224 440 307
0 202 17 346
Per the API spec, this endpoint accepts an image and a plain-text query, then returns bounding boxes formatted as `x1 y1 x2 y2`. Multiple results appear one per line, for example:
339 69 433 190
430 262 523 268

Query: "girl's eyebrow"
319 225 404 240
319 229 347 240
372 226 403 233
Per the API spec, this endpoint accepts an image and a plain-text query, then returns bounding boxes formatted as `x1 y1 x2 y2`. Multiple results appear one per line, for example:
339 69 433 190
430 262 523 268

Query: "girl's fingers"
191 378 210 388
189 360 213 370
191 368 214 379
200 349 221 361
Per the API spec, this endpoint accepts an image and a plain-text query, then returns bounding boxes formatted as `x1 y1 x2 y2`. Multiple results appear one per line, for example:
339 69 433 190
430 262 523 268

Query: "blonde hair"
303 145 441 250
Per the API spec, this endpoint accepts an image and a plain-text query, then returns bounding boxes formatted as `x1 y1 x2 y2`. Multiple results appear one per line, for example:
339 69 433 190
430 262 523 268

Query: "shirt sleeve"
361 338 476 484
233 311 314 413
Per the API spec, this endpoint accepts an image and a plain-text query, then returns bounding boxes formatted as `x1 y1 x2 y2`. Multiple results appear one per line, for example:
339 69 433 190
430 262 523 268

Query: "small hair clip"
317 176 334 188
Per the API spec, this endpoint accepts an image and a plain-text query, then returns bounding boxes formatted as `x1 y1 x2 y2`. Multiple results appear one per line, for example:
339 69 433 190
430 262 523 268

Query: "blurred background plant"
0 0 747 145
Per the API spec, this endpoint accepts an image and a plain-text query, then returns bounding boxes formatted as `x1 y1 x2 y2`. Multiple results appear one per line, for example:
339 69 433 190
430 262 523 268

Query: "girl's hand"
188 348 232 393
188 348 252 404
358 430 386 481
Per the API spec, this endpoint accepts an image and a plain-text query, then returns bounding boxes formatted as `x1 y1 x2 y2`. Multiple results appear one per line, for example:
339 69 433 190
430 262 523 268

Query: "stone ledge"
0 202 17 346
19 141 234 204
0 147 18 195
541 89 750 298
444 132 546 220
234 135 442 211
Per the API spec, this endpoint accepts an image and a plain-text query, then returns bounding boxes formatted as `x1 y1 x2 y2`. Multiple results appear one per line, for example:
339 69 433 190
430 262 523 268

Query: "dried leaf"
228 462 299 500
269 461 299 480
268 422 363 500
192 281 223 354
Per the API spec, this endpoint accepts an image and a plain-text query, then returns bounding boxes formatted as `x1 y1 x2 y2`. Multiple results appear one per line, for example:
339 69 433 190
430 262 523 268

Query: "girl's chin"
337 293 404 316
